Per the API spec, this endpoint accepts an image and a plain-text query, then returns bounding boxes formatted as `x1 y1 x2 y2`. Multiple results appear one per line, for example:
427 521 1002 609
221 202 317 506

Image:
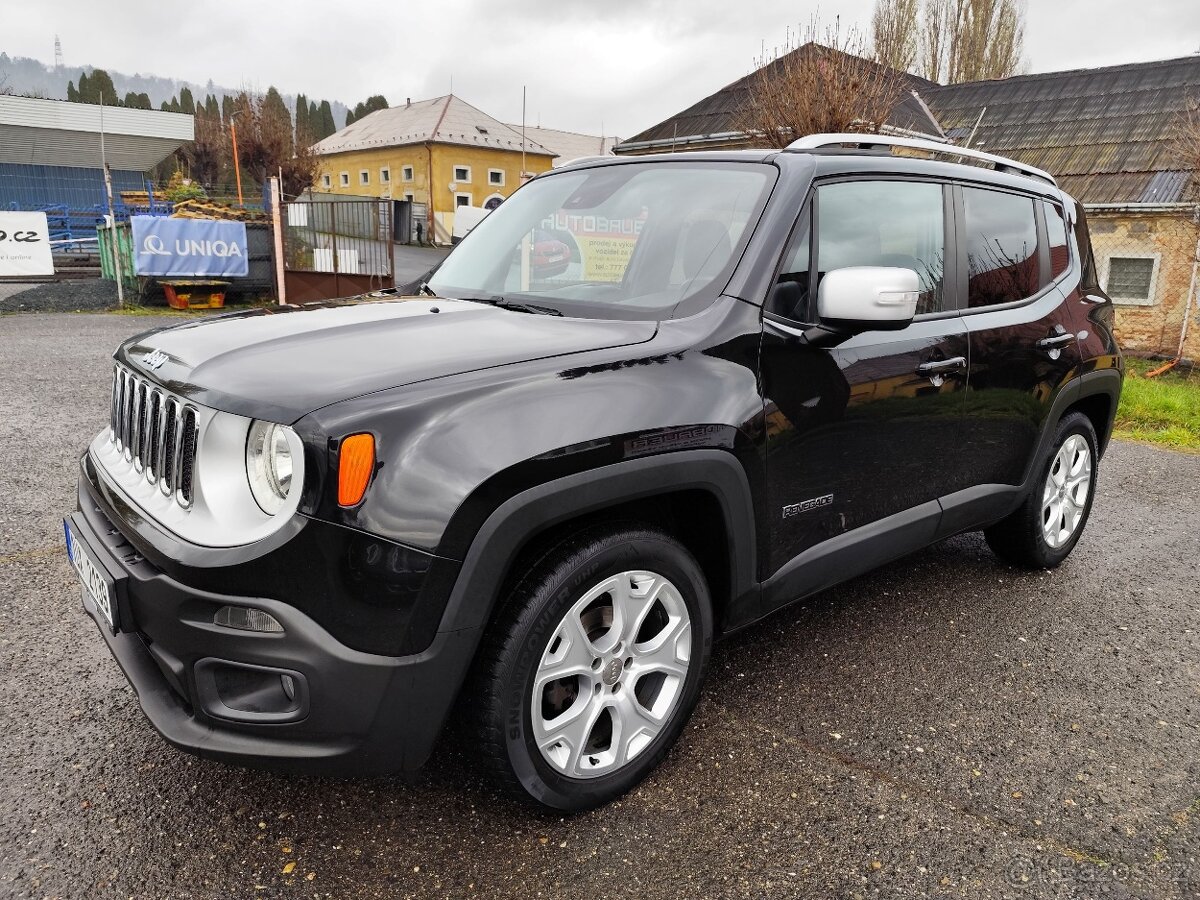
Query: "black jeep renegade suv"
66 135 1122 811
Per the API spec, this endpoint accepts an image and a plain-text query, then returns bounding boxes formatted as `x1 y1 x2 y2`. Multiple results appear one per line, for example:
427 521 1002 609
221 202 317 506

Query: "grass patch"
1114 359 1200 452
105 301 270 317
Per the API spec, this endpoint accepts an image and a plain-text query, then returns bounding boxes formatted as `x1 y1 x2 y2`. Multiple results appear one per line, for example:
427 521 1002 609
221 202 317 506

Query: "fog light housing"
213 605 284 633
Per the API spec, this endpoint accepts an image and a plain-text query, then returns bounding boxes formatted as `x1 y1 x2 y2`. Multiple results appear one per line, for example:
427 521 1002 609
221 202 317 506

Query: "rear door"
955 183 1082 494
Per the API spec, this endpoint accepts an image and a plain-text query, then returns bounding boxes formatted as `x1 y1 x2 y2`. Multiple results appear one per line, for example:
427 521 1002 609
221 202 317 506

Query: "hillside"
0 51 350 126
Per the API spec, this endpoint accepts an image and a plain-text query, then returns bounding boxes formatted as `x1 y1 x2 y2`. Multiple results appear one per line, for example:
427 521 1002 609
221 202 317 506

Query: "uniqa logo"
141 235 244 258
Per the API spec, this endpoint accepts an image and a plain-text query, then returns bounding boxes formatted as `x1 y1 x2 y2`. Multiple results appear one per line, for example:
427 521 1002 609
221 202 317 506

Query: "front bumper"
70 471 481 776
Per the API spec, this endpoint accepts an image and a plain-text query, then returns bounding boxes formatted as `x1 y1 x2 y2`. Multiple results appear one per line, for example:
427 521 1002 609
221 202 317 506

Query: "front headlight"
245 420 295 515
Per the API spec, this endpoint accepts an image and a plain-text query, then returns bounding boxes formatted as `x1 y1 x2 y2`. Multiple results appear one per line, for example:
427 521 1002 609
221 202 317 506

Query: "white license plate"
65 521 115 629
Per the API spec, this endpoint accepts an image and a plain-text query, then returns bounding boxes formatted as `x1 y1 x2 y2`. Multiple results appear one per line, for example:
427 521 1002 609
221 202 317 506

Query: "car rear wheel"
472 527 712 812
985 411 1099 569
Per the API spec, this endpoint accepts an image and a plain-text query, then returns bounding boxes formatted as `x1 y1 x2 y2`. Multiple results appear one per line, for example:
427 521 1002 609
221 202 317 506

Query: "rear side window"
962 187 1040 307
1071 201 1099 290
1044 201 1070 279
815 180 947 314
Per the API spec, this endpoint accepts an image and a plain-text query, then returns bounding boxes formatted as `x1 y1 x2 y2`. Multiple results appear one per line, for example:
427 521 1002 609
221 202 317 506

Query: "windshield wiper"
462 295 562 316
417 282 437 297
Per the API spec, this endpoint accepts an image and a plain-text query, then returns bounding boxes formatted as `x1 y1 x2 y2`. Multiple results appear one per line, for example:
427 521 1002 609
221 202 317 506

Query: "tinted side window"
1071 201 1099 290
1045 201 1070 279
816 180 946 314
769 206 812 320
962 187 1040 307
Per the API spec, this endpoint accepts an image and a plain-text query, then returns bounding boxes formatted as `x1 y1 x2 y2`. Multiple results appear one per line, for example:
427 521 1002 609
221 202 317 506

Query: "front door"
759 177 970 609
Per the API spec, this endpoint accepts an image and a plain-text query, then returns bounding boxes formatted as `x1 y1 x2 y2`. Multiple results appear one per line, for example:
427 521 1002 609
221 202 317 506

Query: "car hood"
118 297 658 423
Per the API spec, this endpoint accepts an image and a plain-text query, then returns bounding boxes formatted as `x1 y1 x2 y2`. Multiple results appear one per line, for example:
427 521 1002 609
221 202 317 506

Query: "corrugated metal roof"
1139 170 1190 203
502 125 618 166
617 43 943 150
926 55 1200 204
312 95 554 157
0 95 193 171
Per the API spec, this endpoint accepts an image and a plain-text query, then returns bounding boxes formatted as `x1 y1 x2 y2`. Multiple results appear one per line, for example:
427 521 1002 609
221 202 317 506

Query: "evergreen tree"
205 94 219 119
221 94 235 122
179 86 195 114
77 72 90 102
345 109 355 127
317 100 335 139
295 93 310 143
84 69 118 106
67 80 78 102
262 86 294 155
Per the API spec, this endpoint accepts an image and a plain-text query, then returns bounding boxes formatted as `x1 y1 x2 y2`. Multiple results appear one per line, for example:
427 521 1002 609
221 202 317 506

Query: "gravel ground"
1 312 1197 900
0 280 119 313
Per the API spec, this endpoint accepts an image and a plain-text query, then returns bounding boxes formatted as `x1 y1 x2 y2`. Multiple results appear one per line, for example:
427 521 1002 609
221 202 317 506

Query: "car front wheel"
472 527 712 811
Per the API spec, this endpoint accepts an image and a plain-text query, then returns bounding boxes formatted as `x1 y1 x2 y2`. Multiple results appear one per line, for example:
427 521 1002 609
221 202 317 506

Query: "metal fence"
281 196 394 302
1085 205 1200 358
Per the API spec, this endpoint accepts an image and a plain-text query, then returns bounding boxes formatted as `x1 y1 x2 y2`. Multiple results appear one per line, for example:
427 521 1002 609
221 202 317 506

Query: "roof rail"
785 133 1056 186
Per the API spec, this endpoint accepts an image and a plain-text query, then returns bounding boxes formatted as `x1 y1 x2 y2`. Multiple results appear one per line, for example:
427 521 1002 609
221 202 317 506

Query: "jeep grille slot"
110 364 198 508
178 408 197 507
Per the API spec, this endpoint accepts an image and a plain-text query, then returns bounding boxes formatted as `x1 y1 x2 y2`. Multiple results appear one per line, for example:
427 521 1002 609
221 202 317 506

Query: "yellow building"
311 94 555 244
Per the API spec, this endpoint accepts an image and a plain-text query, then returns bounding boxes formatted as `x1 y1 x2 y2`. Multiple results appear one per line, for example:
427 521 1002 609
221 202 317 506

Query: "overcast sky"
5 0 1199 138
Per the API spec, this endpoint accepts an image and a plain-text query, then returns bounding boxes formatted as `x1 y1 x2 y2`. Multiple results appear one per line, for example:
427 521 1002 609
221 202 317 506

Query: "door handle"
1036 333 1074 349
916 356 966 375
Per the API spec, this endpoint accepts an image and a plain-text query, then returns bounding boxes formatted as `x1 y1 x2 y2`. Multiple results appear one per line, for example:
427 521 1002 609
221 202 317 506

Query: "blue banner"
130 216 249 278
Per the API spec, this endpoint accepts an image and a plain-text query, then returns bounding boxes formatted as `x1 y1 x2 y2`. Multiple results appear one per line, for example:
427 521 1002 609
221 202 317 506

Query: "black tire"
471 526 712 812
984 411 1099 569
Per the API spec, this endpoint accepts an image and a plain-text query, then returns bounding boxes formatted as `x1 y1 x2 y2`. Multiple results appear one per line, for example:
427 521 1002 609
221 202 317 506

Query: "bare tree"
1171 94 1200 202
735 19 909 149
920 0 1025 83
232 90 318 198
872 0 921 74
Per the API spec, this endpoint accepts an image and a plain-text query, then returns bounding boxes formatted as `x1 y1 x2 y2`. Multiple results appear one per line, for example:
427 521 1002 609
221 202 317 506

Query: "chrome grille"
110 364 198 507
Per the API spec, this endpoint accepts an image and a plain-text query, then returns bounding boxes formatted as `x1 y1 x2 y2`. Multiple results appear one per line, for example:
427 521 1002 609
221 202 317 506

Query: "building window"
322 174 331 189
339 172 349 187
380 167 390 184
454 166 471 183
360 170 370 186
488 169 505 187
402 166 414 181
1104 255 1159 305
455 193 472 208
404 192 414 202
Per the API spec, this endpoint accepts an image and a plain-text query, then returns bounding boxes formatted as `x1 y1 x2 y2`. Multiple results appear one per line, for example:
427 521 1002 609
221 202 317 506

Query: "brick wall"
1087 209 1200 359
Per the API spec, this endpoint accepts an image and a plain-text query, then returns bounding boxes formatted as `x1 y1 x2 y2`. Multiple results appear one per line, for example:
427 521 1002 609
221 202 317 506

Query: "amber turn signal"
338 433 375 507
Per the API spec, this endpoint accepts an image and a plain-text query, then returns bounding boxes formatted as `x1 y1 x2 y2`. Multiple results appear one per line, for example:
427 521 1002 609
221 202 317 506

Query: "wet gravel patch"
0 279 119 313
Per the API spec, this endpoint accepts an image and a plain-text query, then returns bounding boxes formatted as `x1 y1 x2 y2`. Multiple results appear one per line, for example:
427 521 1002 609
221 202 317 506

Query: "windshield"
427 162 775 319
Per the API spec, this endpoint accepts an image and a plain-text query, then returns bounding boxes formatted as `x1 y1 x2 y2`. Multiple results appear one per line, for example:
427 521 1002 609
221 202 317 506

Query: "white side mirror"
817 266 920 331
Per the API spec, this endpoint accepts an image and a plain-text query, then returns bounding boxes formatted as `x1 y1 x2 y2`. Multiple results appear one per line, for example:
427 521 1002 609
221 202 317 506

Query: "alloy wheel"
1041 433 1092 549
531 570 692 779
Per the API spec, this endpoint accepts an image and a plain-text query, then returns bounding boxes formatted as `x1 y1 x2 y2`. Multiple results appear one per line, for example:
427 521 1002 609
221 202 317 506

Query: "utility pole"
269 176 286 306
521 86 527 183
230 111 244 206
99 95 126 308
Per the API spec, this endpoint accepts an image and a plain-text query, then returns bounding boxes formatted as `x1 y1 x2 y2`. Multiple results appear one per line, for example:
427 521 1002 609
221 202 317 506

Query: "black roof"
617 43 944 152
925 55 1200 204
